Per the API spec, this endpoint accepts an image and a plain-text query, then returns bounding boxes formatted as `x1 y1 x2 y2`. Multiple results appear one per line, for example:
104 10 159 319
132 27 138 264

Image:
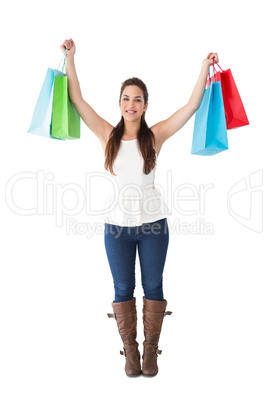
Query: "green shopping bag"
51 53 80 140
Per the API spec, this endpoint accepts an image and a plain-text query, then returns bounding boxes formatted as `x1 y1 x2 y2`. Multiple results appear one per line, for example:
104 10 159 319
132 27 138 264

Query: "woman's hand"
203 52 219 67
59 38 76 58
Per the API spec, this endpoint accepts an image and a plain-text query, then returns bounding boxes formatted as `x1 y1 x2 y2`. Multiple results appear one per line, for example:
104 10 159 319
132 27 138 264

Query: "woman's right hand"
60 38 76 58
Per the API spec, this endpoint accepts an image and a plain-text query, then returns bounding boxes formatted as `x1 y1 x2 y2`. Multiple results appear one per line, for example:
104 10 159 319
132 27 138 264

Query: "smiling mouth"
126 111 137 114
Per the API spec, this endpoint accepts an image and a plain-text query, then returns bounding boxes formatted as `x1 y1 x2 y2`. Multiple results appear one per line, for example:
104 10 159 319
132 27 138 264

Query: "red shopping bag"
207 61 249 129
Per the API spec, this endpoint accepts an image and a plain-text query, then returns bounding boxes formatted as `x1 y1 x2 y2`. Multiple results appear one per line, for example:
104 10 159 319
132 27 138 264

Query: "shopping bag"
207 61 249 129
51 52 80 140
191 66 228 155
27 67 55 138
27 50 68 140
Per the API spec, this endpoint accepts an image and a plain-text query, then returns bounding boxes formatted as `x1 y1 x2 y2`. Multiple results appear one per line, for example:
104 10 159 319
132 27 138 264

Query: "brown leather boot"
142 297 172 377
108 298 141 377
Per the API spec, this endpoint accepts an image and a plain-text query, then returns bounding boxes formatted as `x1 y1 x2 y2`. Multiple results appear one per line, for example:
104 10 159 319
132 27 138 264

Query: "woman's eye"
123 98 141 102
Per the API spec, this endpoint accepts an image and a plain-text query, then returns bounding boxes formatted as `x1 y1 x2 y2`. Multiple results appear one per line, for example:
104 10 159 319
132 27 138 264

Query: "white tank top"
102 139 171 227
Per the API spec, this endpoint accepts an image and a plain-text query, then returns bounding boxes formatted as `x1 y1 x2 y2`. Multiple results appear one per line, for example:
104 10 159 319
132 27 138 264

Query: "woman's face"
119 85 148 122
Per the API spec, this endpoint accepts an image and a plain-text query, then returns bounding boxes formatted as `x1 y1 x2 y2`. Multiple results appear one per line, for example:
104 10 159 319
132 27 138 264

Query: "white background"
1 0 267 401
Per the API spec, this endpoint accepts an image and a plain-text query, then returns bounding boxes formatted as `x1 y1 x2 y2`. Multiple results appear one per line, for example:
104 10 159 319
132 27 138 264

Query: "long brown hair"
104 77 156 176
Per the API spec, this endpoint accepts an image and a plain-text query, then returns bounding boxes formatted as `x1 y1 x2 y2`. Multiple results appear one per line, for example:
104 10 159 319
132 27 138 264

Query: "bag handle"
207 60 216 88
212 58 224 72
57 48 68 73
207 57 223 87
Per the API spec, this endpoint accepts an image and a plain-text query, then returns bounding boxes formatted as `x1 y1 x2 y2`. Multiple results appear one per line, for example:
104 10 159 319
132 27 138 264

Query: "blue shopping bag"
191 66 228 155
27 50 67 140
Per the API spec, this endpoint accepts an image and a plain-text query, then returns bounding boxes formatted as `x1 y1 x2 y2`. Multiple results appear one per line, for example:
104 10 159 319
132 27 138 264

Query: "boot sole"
142 371 158 377
126 371 142 378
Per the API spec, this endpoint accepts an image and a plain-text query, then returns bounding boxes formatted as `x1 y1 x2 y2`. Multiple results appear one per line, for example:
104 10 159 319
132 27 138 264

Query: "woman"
60 38 218 377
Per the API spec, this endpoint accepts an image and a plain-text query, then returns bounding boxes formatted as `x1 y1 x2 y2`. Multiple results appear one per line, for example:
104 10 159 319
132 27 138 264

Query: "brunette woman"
60 38 218 377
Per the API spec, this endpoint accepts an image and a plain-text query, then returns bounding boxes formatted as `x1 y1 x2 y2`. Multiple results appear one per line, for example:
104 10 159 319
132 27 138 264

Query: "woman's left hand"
203 52 219 67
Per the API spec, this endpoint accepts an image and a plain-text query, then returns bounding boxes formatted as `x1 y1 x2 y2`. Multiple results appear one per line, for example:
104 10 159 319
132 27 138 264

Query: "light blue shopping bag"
191 66 228 155
27 50 67 140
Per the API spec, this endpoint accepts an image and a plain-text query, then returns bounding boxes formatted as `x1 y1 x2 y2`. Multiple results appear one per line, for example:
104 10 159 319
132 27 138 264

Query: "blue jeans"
104 218 169 303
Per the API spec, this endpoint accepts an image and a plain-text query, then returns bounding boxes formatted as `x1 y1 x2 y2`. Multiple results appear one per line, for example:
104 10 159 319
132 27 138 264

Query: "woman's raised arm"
151 52 219 144
60 39 113 145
